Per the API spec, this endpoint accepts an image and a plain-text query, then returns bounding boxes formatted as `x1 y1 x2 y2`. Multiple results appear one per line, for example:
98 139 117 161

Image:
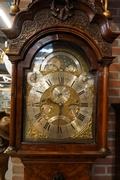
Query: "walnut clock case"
2 0 119 179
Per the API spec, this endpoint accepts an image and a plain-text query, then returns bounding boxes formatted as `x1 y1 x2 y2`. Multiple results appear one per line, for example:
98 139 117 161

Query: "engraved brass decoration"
73 119 93 139
10 0 20 15
51 0 74 20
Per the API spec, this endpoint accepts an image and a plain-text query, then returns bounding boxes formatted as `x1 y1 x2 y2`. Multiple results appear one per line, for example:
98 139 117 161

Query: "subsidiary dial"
27 71 41 86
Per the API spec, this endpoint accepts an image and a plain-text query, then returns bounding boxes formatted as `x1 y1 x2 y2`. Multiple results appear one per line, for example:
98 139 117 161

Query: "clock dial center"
52 85 70 103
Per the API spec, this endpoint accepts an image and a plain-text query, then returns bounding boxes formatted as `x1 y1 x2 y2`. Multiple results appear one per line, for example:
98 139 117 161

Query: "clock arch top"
2 0 119 63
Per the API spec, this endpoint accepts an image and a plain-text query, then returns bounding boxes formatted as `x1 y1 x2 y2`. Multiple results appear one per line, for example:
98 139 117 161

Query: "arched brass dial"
24 42 95 140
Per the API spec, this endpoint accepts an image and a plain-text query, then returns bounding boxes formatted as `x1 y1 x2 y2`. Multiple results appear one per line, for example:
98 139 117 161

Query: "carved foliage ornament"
9 9 111 56
51 0 74 20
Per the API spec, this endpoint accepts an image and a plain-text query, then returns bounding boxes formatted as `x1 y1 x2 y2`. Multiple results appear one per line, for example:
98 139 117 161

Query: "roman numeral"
81 103 88 107
36 90 43 94
58 126 62 133
71 81 75 87
32 102 40 107
58 77 64 84
78 90 85 96
44 122 51 130
77 113 85 121
71 123 75 129
34 113 41 120
27 102 31 106
46 79 52 86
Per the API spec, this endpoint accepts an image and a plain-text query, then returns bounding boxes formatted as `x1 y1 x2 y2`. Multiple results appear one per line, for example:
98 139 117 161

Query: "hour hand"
58 102 64 115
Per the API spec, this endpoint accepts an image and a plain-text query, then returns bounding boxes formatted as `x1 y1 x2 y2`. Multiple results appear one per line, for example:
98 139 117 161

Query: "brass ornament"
73 118 93 139
25 115 47 140
0 49 4 64
101 0 111 17
10 0 20 15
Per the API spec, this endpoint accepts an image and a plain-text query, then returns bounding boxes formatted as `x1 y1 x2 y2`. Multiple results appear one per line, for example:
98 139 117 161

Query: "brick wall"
5 157 24 180
5 0 120 180
92 0 120 179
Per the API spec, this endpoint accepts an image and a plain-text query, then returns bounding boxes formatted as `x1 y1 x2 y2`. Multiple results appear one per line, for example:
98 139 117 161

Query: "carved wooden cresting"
7 1 112 57
51 0 74 20
2 0 119 180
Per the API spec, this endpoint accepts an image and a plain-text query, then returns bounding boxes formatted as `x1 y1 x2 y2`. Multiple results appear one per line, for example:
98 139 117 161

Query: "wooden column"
9 63 17 151
100 59 113 153
102 66 109 149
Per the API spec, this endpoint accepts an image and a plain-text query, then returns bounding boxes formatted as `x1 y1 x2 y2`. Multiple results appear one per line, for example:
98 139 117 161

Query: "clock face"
23 42 96 142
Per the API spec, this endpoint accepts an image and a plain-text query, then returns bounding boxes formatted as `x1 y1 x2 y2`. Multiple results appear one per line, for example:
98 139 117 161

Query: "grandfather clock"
2 0 119 179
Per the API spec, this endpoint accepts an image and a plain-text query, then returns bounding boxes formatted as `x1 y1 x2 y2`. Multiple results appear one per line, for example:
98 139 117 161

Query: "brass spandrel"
73 119 93 139
25 115 47 140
